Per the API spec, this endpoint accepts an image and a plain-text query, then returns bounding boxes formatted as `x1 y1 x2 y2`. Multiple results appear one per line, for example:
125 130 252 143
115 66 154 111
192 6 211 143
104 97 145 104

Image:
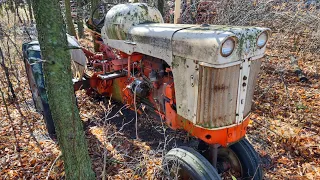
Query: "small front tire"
163 146 221 180
229 138 263 180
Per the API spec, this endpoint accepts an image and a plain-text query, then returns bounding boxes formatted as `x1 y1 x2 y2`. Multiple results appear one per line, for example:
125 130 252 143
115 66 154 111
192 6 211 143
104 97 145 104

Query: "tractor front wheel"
163 146 221 180
217 138 263 180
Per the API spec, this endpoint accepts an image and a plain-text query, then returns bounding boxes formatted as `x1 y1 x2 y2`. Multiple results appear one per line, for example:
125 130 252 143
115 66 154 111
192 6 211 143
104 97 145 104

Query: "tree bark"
31 0 95 179
26 0 34 23
91 0 100 52
157 0 164 16
65 0 77 36
0 47 16 100
174 0 181 24
77 0 84 38
91 0 99 19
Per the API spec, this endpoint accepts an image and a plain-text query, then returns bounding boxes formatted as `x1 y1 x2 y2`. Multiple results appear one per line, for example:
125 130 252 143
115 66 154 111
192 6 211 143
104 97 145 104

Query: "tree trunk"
31 0 95 179
174 0 181 24
77 0 84 38
91 0 99 19
157 0 164 16
26 0 34 23
0 47 16 100
91 0 100 52
65 0 77 36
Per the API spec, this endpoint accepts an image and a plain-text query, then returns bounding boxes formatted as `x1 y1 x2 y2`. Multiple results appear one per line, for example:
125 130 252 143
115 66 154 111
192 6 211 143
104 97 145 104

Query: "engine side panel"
171 56 199 123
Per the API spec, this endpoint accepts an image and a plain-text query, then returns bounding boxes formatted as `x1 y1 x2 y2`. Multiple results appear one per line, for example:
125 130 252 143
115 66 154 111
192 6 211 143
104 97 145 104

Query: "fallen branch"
46 153 62 180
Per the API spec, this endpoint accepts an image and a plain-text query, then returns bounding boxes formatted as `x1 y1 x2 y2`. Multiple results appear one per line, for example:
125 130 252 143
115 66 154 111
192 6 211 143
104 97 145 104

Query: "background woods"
0 0 319 179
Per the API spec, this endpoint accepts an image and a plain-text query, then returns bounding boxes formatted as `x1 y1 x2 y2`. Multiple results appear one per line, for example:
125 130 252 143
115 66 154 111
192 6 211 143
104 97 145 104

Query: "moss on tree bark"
31 0 95 179
65 0 77 36
91 0 100 52
77 0 84 38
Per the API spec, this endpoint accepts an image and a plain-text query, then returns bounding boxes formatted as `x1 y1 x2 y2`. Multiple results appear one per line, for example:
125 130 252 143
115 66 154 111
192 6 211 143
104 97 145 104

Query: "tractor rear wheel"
163 146 221 180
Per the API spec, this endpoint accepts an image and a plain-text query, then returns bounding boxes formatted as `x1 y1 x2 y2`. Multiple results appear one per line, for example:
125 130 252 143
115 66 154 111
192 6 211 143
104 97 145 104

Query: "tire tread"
164 146 221 180
230 138 263 180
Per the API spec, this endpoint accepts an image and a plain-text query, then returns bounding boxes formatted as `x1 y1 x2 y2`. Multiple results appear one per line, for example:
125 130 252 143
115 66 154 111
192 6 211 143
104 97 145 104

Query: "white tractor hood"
101 4 270 66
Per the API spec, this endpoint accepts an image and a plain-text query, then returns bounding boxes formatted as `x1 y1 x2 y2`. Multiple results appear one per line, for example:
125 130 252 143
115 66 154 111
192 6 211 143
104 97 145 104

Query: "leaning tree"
31 0 95 179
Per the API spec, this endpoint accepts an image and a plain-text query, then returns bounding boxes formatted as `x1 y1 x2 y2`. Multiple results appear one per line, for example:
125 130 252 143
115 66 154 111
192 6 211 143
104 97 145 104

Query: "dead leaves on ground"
1 22 320 180
248 33 320 179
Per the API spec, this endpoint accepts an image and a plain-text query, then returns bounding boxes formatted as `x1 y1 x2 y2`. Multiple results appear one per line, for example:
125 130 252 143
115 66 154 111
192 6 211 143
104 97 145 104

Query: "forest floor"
1 21 320 180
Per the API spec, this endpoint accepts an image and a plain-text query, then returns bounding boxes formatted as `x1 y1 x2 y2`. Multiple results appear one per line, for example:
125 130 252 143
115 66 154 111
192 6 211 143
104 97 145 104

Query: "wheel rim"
217 147 243 177
198 139 262 179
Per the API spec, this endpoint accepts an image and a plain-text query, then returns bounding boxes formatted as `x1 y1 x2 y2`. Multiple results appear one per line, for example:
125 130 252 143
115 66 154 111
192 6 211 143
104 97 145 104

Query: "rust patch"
213 85 229 91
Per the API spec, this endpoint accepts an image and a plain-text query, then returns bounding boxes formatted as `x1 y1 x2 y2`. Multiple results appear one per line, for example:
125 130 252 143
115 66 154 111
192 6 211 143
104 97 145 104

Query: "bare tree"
65 0 77 36
91 0 100 51
77 0 84 38
0 47 16 100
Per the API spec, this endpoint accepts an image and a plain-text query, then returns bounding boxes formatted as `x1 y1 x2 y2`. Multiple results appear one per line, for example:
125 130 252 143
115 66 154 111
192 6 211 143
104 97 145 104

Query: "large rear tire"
163 146 221 180
24 57 56 136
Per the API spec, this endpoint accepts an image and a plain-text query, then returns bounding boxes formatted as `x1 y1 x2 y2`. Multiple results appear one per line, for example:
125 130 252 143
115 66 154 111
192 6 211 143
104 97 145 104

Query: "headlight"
257 31 268 48
221 37 236 57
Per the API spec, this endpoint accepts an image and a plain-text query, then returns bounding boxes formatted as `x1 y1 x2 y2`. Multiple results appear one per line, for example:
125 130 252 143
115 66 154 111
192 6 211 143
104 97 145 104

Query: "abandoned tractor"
23 3 270 179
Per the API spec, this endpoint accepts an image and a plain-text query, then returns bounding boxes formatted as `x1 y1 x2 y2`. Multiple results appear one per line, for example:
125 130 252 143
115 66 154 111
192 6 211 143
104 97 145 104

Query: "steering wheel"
91 2 117 28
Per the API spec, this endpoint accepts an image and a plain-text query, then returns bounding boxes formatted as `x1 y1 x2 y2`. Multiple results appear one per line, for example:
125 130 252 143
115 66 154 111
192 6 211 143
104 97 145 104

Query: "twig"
0 88 21 162
0 46 16 99
46 153 61 180
279 69 290 100
252 119 284 140
0 29 24 58
14 101 43 151
251 164 261 180
134 84 140 140
102 145 107 180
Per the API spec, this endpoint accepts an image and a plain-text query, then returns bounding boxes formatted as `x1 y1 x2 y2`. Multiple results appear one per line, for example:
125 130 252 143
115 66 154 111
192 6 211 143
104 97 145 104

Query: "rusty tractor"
23 3 270 179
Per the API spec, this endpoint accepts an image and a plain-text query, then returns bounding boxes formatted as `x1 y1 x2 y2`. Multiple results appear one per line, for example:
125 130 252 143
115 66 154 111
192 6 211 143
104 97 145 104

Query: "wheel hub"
217 147 243 176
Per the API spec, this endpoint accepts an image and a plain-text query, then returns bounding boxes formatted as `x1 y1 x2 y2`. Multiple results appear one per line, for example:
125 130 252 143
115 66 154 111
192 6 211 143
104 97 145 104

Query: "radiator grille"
196 65 240 128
